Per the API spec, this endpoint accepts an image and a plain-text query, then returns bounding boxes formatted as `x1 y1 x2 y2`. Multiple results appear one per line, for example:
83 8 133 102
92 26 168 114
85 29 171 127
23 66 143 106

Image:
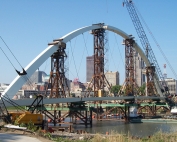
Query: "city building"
70 78 86 97
86 55 94 82
0 82 50 99
0 83 9 97
15 89 50 99
26 70 47 84
105 71 119 86
134 52 146 87
163 78 177 95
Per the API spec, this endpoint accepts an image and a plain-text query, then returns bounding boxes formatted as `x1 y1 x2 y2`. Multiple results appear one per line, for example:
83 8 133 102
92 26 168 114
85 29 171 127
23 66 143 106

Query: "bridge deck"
1 96 166 107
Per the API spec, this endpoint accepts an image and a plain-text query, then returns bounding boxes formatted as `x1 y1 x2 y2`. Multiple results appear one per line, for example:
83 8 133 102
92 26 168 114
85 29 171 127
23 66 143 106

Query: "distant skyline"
0 0 177 85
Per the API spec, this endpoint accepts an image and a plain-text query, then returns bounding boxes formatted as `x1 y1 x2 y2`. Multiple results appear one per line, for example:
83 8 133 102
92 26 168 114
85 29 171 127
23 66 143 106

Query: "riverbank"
130 118 177 123
1 126 177 142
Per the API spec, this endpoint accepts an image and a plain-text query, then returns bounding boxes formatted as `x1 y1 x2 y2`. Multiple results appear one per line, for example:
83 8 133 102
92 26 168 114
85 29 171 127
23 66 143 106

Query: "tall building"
86 55 94 82
163 78 177 95
134 52 146 87
26 70 47 84
70 78 86 97
105 71 119 86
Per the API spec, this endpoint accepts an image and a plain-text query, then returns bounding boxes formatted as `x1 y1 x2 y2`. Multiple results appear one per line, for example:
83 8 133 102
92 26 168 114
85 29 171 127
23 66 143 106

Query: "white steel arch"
2 24 162 98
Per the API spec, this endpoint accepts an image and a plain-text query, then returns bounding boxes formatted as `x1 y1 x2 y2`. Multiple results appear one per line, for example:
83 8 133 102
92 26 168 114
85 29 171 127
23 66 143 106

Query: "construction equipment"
0 97 11 123
0 94 43 125
123 0 169 96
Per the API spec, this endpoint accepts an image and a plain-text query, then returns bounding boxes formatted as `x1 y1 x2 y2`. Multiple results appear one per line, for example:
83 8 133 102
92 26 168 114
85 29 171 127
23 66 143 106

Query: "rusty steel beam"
86 26 111 97
93 28 105 95
48 42 69 98
145 66 157 96
123 38 140 96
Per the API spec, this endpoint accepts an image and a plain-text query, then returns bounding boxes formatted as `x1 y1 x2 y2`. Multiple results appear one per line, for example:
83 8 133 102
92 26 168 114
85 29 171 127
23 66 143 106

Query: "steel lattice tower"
145 66 157 96
86 24 111 97
121 38 140 96
48 41 69 98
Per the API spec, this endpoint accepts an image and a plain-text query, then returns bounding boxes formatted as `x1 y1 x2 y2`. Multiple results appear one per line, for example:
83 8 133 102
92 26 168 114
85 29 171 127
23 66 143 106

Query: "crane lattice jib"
124 0 168 92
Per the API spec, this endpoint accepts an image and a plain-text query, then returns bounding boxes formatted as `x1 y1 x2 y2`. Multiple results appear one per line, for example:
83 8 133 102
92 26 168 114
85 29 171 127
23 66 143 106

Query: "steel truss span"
2 24 162 99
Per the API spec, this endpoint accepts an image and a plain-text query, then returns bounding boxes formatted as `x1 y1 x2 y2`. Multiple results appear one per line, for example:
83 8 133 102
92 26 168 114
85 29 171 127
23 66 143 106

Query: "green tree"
71 93 75 97
111 85 121 96
139 83 146 95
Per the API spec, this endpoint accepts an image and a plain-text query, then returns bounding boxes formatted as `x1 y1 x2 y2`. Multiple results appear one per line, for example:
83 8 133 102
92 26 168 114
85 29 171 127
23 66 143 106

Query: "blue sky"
0 0 177 84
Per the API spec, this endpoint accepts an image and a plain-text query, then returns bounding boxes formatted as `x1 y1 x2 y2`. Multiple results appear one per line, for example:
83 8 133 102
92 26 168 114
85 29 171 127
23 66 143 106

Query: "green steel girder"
87 103 138 107
26 102 169 112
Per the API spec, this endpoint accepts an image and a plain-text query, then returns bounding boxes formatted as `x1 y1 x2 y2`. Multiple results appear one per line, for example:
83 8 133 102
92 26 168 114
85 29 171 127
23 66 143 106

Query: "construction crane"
123 0 169 96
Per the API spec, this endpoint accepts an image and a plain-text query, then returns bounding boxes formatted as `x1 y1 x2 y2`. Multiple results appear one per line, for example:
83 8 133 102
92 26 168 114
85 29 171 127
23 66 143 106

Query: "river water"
73 120 177 137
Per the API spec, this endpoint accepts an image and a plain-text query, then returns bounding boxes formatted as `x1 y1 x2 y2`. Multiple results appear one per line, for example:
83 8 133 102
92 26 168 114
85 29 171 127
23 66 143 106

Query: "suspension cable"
69 37 77 65
113 33 125 67
77 33 89 75
108 42 119 71
69 41 79 80
82 33 89 56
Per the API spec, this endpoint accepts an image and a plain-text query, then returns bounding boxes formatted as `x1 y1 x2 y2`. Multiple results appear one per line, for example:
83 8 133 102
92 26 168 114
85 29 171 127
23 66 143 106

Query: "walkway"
0 133 42 142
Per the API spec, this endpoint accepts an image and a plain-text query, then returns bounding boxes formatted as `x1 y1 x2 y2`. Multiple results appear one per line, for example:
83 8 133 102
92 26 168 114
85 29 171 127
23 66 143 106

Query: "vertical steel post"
48 41 70 98
86 24 111 97
145 66 157 96
124 38 135 96
90 108 92 127
85 110 88 127
54 110 56 126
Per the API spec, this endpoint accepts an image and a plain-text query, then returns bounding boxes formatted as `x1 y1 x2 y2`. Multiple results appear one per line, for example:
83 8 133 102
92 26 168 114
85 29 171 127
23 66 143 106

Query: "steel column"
123 38 139 96
48 42 69 98
86 24 111 97
145 66 157 96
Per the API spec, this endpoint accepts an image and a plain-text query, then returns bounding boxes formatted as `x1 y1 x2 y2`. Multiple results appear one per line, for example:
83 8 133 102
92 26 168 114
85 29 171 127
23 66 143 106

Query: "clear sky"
0 0 177 85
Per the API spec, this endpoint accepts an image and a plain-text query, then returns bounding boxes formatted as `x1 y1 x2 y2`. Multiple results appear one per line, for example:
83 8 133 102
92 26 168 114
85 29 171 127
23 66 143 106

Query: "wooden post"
97 104 99 120
58 110 61 126
54 110 56 126
127 106 130 122
69 124 72 133
90 108 92 127
124 106 127 122
85 110 88 127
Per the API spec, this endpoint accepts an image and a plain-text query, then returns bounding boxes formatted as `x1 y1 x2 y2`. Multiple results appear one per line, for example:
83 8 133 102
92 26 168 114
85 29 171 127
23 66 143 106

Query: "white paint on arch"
2 24 162 99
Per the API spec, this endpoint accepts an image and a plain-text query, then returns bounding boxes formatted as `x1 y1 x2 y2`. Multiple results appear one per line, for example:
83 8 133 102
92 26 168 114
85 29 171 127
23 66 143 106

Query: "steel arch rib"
2 24 161 99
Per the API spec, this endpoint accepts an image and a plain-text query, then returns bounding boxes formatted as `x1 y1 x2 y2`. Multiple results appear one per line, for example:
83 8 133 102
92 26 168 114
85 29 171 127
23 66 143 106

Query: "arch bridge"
2 23 168 106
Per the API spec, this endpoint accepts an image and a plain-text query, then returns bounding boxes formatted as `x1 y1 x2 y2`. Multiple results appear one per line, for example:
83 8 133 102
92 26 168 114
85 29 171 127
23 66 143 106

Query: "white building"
134 52 146 87
164 78 177 95
105 71 119 86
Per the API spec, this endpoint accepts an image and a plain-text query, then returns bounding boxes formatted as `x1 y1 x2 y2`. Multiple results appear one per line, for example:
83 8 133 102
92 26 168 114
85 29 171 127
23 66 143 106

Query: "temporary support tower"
145 66 157 96
86 24 111 97
48 41 69 98
120 38 139 96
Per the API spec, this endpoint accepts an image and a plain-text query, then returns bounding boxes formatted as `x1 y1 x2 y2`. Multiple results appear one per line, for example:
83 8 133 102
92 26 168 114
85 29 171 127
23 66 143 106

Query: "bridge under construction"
0 0 176 132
